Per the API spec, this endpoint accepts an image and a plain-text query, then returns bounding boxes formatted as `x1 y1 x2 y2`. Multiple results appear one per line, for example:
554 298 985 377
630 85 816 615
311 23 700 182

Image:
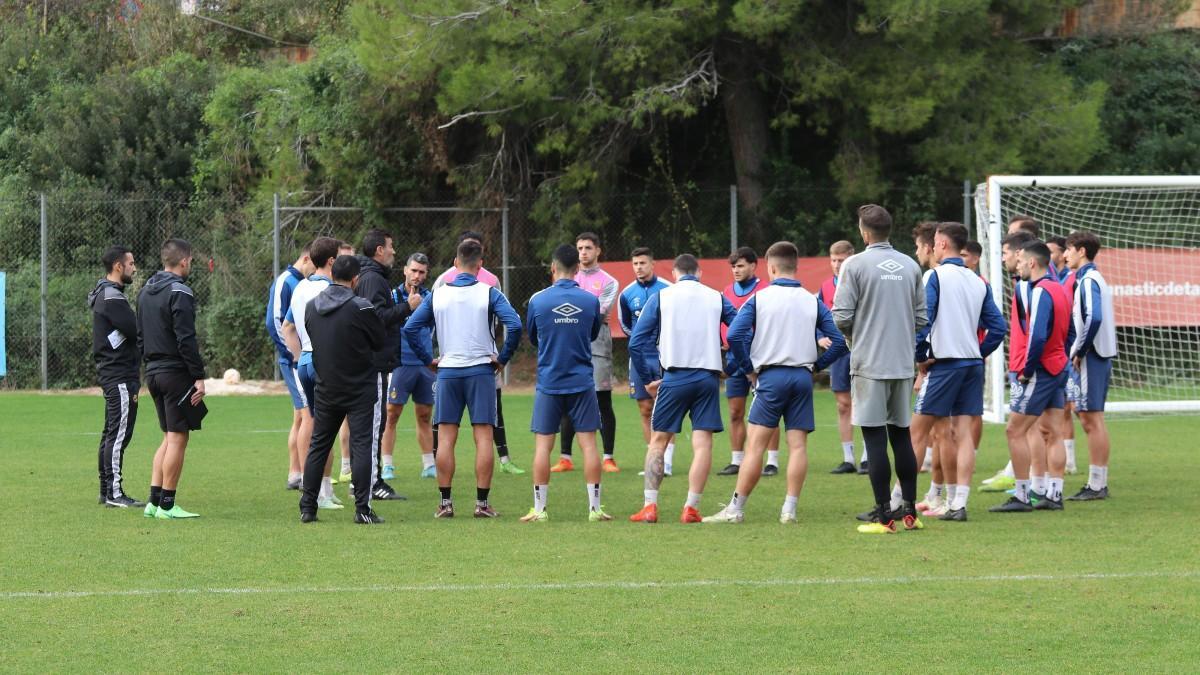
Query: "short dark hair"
673 254 699 276
458 230 484 246
630 246 653 260
1066 230 1101 261
1002 231 1036 250
575 231 600 247
728 246 758 266
936 222 969 253
552 244 580 272
965 240 983 256
1021 240 1051 268
331 254 360 283
102 245 131 272
309 237 340 269
161 238 192 267
456 239 484 267
1009 215 1040 236
858 204 892 237
361 229 392 259
911 221 937 248
406 252 430 267
1048 235 1067 250
765 241 799 273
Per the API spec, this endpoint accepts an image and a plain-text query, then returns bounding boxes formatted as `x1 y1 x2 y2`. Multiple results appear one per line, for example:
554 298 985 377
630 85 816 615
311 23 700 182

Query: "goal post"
975 175 1200 422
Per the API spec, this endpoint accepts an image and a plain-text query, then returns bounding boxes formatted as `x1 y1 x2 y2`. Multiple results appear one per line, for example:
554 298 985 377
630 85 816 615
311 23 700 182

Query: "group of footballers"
249 205 1117 528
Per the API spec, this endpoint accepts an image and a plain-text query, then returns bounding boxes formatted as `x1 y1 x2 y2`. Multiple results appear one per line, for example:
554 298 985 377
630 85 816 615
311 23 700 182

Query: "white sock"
923 447 933 465
766 449 780 467
603 453 613 461
947 484 958 503
665 443 675 469
1064 439 1076 464
588 483 602 511
382 454 393 468
1015 479 1031 503
644 489 658 506
731 450 745 466
889 483 903 511
685 491 702 509
730 492 747 513
500 455 511 464
841 441 855 464
860 446 869 464
319 476 332 500
341 458 351 475
1047 477 1063 501
533 484 548 512
421 453 435 470
1001 460 1014 479
951 485 970 511
1099 466 1108 488
782 494 798 516
1089 465 1104 490
1031 474 1046 496
288 471 301 481
562 452 573 460
925 482 941 502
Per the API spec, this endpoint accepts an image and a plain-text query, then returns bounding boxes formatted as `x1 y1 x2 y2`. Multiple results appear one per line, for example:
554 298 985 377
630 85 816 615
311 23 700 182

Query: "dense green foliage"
0 1 1195 387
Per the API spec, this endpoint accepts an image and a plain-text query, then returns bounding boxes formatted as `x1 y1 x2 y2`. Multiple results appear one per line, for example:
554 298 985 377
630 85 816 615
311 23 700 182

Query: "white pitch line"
3 570 1195 601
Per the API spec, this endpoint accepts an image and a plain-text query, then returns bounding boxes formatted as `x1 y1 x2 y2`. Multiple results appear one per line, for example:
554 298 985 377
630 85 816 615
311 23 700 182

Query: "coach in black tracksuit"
355 230 416 501
301 255 388 524
89 245 144 508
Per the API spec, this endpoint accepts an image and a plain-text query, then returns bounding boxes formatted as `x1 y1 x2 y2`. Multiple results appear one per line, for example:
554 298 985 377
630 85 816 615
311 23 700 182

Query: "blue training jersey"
393 284 433 366
265 266 303 363
526 279 603 394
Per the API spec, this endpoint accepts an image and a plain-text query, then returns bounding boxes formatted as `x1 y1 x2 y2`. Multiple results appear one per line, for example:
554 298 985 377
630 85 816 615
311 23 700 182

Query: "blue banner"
0 271 6 377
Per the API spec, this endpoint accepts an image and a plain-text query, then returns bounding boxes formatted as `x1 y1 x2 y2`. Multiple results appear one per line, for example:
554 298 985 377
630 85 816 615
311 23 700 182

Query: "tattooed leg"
643 431 669 491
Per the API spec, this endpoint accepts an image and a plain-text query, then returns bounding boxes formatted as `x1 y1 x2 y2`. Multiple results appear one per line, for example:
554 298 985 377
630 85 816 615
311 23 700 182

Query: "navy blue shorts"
913 364 983 417
388 365 435 406
1069 353 1112 413
628 359 660 401
279 357 306 410
725 374 752 399
651 374 724 434
829 352 852 393
532 389 600 434
297 355 316 413
1009 368 1067 417
435 373 497 426
747 367 815 431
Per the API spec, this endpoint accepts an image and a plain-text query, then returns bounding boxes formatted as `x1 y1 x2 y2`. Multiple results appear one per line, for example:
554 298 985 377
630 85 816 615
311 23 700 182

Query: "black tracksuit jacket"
354 256 412 372
306 283 387 410
136 271 206 379
89 279 141 388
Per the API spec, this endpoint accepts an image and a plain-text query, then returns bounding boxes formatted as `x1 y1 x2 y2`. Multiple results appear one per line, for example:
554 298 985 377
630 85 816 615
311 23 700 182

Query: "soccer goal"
975 175 1200 422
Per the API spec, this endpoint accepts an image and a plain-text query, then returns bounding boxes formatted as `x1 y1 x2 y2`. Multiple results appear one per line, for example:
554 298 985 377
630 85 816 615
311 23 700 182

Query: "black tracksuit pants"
98 380 138 499
301 400 376 514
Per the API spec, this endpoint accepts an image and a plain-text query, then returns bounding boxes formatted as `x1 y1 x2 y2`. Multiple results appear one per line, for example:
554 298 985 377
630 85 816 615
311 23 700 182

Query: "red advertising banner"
603 257 835 337
1098 248 1200 327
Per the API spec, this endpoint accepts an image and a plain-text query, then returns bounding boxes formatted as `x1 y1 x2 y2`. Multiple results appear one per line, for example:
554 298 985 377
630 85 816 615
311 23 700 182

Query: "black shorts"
147 371 196 433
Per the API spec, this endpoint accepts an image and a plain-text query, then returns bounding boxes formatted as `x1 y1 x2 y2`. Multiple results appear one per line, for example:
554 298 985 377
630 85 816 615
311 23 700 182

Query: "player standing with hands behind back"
138 239 206 520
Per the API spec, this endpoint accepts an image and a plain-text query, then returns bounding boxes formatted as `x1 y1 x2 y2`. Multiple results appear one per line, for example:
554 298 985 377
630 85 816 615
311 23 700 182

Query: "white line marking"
3 570 1194 601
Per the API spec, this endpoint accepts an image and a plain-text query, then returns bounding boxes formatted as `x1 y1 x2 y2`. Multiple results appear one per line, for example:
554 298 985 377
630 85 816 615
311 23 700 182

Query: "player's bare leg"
637 398 653 444
522 432 556 521
992 413 1039 512
287 408 303 477
1062 402 1078 473
1071 411 1110 500
683 430 714 521
830 390 857 472
382 402 404 477
940 415 975 520
435 423 458 517
721 396 748 474
631 430 671 523
781 429 809 522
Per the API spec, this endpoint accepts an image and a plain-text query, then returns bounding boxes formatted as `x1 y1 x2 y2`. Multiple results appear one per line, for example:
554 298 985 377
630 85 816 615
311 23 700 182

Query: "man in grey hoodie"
832 205 928 534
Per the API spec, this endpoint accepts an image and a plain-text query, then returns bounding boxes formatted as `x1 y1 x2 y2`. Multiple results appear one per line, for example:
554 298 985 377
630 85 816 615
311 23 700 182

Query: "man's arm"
813 303 848 371
489 288 523 365
978 284 1008 359
831 262 858 339
282 320 302 362
628 294 661 385
912 264 929 334
617 291 634 336
360 272 411 327
1023 287 1051 378
403 294 436 365
358 300 387 352
525 301 539 349
726 296 756 376
170 286 206 380
103 291 138 340
598 275 619 318
914 271 940 362
589 295 603 342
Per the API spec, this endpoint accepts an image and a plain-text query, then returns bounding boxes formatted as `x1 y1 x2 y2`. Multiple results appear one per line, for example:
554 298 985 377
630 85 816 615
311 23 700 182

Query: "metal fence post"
963 179 973 235
272 193 281 381
501 200 511 386
729 185 738 252
39 193 48 391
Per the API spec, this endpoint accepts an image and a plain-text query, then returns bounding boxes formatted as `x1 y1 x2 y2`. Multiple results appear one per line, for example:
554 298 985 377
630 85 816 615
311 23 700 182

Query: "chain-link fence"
0 182 973 390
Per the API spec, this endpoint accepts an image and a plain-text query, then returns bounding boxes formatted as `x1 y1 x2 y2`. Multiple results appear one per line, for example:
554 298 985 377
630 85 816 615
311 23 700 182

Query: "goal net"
975 176 1200 422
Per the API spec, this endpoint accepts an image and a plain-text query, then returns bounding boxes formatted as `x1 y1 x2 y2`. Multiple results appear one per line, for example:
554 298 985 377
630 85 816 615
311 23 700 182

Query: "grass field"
1 391 1197 672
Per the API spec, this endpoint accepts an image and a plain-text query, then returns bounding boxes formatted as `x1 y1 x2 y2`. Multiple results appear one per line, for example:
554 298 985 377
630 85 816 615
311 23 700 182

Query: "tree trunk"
718 39 770 236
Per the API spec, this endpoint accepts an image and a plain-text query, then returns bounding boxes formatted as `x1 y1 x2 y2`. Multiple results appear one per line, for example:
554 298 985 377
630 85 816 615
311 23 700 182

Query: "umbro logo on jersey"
876 259 905 280
552 303 582 324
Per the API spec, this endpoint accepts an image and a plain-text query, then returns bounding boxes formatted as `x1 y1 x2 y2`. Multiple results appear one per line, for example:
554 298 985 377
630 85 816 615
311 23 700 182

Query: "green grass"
0 391 1197 672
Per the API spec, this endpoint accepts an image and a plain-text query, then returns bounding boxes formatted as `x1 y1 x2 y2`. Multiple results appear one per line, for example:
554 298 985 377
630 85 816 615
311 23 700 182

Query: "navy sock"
476 487 490 504
159 489 176 512
149 485 162 507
